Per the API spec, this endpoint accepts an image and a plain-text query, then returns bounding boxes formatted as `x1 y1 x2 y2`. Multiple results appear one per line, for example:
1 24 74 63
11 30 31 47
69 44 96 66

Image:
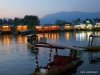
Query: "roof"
20 30 30 33
34 42 79 50
89 34 100 38
27 34 38 37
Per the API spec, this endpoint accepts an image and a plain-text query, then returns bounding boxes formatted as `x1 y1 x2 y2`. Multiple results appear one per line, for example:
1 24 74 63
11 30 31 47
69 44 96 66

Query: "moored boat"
75 34 100 51
87 34 100 50
30 42 83 75
27 34 38 45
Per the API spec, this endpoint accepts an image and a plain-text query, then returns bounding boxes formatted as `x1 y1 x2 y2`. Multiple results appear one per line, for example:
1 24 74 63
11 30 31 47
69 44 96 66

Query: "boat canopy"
88 34 100 47
34 42 79 50
27 34 38 37
20 30 30 33
89 34 100 38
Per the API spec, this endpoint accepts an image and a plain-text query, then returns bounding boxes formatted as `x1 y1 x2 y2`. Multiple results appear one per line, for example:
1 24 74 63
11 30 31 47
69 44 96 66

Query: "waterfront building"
49 25 59 31
74 24 93 31
64 24 72 30
35 25 59 32
74 24 86 30
35 26 43 32
0 24 11 34
94 23 100 30
15 25 30 34
86 24 93 30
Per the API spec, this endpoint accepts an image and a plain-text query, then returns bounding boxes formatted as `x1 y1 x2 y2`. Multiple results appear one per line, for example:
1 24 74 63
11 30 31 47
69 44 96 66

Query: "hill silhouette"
40 11 100 24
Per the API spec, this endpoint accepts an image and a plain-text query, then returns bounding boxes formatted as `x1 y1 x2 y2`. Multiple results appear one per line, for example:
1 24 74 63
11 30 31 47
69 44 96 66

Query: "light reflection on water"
0 31 100 75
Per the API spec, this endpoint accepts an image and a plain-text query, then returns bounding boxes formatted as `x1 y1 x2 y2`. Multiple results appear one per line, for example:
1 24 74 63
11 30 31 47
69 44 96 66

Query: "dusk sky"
0 0 100 19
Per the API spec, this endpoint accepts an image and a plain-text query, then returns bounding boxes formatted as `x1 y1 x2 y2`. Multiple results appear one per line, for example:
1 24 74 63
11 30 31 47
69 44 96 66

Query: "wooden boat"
30 42 83 75
27 35 47 48
87 34 100 50
27 34 38 44
75 34 100 51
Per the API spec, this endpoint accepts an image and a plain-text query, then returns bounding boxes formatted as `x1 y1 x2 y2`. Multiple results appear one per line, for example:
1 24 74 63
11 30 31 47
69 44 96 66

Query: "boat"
87 34 100 50
75 34 100 51
30 42 83 75
27 34 38 47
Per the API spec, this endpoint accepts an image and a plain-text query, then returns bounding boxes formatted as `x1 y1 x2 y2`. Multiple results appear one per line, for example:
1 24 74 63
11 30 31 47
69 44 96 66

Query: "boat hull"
87 46 100 50
75 46 100 51
30 59 83 75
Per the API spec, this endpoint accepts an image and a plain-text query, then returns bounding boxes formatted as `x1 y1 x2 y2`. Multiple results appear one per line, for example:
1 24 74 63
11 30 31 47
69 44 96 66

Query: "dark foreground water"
0 31 100 75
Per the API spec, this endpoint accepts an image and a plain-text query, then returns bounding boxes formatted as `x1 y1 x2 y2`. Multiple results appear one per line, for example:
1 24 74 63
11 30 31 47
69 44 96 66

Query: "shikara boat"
30 42 83 75
27 34 38 44
27 34 38 50
87 34 100 50
75 34 100 51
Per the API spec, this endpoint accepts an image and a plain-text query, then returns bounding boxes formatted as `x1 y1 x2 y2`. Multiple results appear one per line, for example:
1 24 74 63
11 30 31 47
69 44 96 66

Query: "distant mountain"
40 11 100 24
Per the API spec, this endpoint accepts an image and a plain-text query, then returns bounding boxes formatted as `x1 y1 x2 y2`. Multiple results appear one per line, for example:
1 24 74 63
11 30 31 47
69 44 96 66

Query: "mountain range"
40 11 100 24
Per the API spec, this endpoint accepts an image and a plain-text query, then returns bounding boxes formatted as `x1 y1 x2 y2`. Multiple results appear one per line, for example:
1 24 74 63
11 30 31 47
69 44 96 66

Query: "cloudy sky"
0 0 100 18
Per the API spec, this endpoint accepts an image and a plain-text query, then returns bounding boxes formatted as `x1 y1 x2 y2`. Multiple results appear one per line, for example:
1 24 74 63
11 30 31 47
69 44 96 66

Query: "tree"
82 20 86 24
3 18 7 24
13 17 20 26
77 18 81 24
89 19 93 25
0 19 3 25
98 18 100 22
55 19 67 26
55 19 61 25
93 18 96 23
86 18 89 21
19 18 24 25
8 18 13 25
24 15 40 31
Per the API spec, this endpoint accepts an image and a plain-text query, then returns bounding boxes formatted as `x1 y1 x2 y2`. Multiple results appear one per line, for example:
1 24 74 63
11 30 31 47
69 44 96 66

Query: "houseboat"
35 25 59 32
0 25 11 34
15 25 30 34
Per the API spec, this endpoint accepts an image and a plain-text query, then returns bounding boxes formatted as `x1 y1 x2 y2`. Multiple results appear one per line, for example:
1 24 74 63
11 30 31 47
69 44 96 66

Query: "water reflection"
64 32 70 40
94 31 100 35
17 35 27 43
37 33 59 43
76 31 92 41
88 51 100 64
0 31 100 75
36 31 95 43
0 35 10 45
0 34 27 44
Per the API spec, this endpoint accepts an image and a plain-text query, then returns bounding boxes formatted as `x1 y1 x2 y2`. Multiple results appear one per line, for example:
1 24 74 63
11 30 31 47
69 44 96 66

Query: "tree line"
55 18 100 26
0 15 40 26
0 15 100 27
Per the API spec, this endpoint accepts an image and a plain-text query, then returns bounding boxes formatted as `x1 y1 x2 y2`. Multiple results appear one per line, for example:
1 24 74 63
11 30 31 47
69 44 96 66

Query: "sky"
0 0 100 19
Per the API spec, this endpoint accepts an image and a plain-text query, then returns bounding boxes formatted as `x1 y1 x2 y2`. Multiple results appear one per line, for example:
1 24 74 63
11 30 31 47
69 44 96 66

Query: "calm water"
0 31 100 75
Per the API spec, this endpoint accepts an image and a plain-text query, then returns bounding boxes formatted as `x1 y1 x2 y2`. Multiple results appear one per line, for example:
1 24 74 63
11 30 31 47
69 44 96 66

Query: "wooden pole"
91 37 93 46
35 49 39 68
55 48 58 55
88 35 91 47
48 48 52 69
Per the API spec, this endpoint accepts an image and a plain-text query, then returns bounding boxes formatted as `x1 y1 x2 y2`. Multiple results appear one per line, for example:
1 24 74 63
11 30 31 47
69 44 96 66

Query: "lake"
0 31 100 75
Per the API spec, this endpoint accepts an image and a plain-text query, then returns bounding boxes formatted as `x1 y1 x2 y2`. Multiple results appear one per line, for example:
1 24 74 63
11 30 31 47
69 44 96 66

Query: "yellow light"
3 26 9 28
